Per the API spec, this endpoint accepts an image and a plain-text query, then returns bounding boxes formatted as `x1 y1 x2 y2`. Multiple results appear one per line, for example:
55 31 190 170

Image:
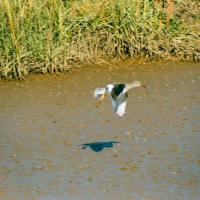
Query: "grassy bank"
0 0 199 80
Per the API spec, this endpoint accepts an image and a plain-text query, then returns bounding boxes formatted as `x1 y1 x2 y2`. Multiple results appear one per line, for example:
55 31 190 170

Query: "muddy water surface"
0 61 200 200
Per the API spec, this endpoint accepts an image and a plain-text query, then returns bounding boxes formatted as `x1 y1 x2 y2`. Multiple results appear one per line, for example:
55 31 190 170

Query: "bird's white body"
94 81 143 117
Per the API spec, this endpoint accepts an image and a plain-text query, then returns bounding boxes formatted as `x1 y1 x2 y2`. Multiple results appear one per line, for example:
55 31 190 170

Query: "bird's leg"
96 92 106 107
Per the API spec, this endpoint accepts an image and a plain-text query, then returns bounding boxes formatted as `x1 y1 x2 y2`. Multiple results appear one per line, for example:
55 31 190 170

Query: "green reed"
0 0 199 80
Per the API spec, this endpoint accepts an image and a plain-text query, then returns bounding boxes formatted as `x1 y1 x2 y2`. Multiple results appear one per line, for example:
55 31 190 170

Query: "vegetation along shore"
0 0 199 80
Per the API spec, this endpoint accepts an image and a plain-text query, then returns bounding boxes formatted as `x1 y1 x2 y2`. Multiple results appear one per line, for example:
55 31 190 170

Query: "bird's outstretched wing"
116 100 127 117
94 88 105 99
110 92 128 117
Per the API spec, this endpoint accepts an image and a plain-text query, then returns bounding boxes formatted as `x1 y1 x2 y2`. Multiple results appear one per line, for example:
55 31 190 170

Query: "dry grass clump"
0 0 199 80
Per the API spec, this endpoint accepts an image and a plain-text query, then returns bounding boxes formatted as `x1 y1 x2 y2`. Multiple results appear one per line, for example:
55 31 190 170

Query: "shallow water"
0 61 200 200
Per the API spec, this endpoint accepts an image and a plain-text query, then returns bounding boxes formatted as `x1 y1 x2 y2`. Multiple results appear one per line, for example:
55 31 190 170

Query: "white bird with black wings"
94 81 145 117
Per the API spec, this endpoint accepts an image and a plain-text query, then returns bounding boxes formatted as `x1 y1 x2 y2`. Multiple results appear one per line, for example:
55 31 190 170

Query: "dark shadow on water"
78 141 119 152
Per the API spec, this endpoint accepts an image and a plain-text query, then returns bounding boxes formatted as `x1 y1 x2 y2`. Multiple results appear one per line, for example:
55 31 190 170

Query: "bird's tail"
94 88 106 98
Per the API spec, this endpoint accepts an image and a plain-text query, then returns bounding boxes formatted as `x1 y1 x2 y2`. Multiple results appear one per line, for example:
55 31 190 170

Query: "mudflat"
0 61 200 200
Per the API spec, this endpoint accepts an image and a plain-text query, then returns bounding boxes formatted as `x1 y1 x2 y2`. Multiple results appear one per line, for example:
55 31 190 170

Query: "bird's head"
131 81 146 88
125 81 146 91
133 81 142 87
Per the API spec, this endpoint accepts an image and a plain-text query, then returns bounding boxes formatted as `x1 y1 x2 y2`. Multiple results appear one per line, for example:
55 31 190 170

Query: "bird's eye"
105 86 108 90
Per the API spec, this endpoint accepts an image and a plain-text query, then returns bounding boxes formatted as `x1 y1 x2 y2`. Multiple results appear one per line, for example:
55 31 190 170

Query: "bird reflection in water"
78 141 119 152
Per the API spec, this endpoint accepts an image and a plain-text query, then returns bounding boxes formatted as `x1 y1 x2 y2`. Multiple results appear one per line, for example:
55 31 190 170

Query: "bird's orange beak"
96 92 106 107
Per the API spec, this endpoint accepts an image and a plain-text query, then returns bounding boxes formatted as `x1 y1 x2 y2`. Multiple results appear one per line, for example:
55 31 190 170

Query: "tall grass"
0 0 199 80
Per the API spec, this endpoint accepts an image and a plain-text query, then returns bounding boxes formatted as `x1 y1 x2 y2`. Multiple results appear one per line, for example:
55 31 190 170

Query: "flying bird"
94 81 145 117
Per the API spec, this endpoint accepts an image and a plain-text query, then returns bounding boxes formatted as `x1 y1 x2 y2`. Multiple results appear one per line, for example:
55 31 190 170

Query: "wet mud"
0 61 200 200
